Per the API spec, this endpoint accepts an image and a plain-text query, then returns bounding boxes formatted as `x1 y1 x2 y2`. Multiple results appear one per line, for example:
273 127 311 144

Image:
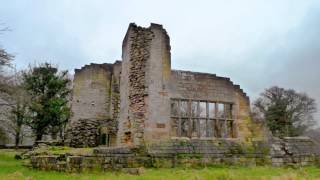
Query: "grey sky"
0 0 319 123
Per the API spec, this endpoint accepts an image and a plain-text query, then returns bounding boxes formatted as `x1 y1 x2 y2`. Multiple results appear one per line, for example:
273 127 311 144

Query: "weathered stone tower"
118 23 171 146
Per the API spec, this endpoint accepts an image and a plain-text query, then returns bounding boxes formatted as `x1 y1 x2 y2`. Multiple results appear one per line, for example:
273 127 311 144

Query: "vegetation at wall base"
1 149 320 180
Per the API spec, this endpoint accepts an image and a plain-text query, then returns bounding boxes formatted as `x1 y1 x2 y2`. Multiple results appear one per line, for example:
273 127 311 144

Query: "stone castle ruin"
30 23 320 171
67 23 263 148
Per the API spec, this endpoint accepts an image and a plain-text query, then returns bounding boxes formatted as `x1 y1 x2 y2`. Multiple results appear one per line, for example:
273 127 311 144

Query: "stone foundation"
30 137 320 172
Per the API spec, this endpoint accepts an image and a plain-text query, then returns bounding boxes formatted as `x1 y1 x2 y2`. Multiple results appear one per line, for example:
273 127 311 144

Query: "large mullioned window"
170 99 236 138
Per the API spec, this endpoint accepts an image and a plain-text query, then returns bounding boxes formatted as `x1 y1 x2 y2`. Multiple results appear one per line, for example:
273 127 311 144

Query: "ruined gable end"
67 62 121 147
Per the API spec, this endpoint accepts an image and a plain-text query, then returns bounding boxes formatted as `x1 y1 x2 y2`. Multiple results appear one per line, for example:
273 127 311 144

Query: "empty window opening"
170 99 235 138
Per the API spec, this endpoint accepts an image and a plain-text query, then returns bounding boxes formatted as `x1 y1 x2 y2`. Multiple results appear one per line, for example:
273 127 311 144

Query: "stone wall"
117 23 171 146
68 62 120 147
126 24 152 145
110 61 121 121
271 137 320 166
70 63 113 123
118 23 151 145
144 24 172 143
169 70 265 142
68 119 99 147
68 119 112 147
30 137 320 172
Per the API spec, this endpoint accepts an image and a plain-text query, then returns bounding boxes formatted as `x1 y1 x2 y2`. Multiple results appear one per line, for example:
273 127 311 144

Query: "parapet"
74 63 114 74
171 69 250 104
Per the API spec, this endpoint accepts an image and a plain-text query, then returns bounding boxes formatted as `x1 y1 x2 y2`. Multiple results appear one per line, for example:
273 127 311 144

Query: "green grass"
46 146 93 155
1 149 320 180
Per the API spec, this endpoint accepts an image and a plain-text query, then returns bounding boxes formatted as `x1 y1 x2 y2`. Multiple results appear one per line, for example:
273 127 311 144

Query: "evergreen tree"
23 63 71 141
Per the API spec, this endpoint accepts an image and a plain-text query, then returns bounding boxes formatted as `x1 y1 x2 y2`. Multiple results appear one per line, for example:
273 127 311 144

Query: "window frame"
170 98 236 139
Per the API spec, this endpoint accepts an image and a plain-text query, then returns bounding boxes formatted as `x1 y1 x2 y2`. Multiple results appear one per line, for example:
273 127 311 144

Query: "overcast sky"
0 0 319 124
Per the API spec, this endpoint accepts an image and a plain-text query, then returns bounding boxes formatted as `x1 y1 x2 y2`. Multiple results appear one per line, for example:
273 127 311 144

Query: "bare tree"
254 86 317 137
0 71 30 147
0 23 13 70
0 22 14 95
0 48 12 67
0 22 15 145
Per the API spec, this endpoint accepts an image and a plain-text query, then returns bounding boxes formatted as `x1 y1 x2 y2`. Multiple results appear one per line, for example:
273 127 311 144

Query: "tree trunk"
15 132 20 149
51 131 57 140
36 133 42 141
59 128 64 142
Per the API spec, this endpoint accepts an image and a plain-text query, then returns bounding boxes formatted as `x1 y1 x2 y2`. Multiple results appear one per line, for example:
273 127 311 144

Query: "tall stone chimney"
117 23 171 146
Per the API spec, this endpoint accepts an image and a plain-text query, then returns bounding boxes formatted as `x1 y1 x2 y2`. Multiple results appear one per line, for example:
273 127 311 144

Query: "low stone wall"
29 138 320 172
270 137 320 166
145 139 270 167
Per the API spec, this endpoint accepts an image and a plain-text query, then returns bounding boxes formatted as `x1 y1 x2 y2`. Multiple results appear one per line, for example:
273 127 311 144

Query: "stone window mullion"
223 103 227 138
196 101 200 138
178 100 181 137
188 99 192 138
232 104 237 138
215 103 218 138
206 101 209 137
211 102 215 138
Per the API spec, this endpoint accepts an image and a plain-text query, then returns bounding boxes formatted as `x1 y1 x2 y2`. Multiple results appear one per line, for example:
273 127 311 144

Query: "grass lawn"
1 149 320 180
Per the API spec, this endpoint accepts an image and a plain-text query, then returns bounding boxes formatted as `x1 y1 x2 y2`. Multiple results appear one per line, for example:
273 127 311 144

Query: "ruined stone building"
30 23 320 170
68 23 264 148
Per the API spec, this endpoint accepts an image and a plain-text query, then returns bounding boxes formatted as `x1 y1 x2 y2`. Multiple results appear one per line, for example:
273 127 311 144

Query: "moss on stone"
48 146 93 156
